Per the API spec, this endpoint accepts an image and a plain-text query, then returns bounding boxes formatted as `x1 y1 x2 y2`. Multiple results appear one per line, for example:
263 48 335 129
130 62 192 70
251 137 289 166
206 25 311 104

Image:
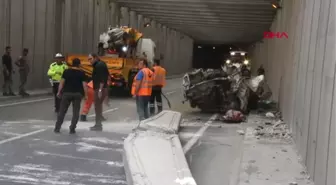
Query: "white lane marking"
0 129 46 145
2 131 21 136
87 108 119 118
0 98 53 108
165 90 176 95
183 114 218 154
3 120 53 124
34 151 124 167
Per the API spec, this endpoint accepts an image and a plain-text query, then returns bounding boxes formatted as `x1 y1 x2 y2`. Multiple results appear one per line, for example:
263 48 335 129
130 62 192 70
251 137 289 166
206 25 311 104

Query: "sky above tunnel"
116 0 277 44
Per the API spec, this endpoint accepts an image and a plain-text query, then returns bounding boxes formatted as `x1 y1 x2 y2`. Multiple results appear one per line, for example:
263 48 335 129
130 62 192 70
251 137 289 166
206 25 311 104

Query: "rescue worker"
80 79 109 122
131 59 153 121
149 59 166 115
47 53 68 113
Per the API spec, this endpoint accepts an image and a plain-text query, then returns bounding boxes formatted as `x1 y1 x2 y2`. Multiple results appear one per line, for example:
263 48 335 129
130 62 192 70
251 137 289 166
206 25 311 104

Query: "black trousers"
52 83 61 111
2 71 13 94
55 92 82 130
149 87 162 115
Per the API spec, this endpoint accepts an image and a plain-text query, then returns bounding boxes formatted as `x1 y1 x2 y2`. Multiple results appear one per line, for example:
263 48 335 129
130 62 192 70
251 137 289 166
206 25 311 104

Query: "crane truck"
66 26 156 96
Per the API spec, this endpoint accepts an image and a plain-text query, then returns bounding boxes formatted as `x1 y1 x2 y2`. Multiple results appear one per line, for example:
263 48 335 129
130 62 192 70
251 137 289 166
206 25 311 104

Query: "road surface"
0 78 243 185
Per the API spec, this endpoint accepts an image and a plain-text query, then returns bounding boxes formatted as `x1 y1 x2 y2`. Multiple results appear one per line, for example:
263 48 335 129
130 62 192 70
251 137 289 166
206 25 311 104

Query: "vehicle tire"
127 70 137 97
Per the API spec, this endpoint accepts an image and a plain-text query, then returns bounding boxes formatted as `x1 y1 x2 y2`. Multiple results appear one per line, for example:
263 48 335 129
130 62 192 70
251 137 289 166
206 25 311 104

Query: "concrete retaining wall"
248 0 335 184
0 0 193 90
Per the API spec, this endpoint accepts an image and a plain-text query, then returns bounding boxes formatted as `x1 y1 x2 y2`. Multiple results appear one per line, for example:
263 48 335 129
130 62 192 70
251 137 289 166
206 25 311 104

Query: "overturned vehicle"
182 65 271 115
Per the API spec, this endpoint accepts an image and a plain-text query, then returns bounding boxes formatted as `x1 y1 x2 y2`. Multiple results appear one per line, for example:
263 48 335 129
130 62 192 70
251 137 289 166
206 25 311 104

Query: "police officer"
131 59 153 121
149 59 166 115
47 53 68 113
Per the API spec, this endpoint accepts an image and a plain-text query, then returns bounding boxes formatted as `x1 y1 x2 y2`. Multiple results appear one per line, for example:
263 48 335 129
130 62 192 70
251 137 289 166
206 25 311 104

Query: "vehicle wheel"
190 101 197 108
127 71 136 97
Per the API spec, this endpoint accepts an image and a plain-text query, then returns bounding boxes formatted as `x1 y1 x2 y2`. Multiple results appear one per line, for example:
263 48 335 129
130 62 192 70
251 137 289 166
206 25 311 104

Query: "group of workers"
47 52 166 133
131 59 166 121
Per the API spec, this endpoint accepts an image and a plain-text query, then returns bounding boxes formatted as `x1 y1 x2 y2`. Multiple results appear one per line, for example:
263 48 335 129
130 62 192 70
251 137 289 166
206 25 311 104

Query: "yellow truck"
65 27 156 96
66 54 139 95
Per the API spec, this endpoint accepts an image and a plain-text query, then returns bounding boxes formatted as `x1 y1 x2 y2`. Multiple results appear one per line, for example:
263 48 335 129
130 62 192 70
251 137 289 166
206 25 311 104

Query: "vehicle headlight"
243 60 249 65
226 60 231 64
122 46 128 52
230 52 235 56
241 53 245 56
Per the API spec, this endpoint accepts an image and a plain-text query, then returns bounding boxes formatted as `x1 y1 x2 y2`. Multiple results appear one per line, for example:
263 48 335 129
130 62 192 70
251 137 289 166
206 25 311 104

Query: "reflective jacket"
131 68 153 96
47 62 68 82
87 80 93 89
152 66 166 87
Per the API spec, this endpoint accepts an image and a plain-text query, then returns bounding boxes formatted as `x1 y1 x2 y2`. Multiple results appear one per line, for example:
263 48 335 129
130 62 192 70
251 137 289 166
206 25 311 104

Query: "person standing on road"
15 48 30 97
54 58 88 134
80 79 108 122
88 53 109 131
47 53 68 113
131 59 153 121
2 46 15 96
149 59 166 115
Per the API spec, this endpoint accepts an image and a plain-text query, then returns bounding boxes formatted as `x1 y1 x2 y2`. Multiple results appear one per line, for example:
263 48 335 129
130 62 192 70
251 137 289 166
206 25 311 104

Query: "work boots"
90 125 103 131
80 115 87 121
80 115 106 122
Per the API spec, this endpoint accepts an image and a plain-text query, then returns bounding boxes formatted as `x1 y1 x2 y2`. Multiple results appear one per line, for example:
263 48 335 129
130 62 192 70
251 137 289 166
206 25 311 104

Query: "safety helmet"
55 53 63 58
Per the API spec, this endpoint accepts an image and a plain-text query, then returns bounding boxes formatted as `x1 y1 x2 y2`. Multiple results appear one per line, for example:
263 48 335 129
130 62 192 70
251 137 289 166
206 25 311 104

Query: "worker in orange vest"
149 59 166 115
131 59 153 121
80 79 110 121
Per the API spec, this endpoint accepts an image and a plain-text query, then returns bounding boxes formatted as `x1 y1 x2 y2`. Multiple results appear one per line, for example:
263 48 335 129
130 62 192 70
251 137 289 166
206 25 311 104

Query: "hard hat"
55 53 63 58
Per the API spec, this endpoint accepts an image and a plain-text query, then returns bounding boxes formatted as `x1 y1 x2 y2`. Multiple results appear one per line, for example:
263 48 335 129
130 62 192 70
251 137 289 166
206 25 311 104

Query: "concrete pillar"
120 7 129 27
137 14 143 32
129 11 137 29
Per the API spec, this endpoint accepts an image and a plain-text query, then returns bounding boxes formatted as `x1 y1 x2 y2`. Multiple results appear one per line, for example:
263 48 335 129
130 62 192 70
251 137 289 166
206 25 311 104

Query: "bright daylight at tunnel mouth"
0 0 334 185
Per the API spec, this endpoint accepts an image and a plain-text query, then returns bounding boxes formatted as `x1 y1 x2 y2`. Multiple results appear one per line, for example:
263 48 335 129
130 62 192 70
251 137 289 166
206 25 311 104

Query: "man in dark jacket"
2 46 15 96
88 53 109 131
54 58 87 134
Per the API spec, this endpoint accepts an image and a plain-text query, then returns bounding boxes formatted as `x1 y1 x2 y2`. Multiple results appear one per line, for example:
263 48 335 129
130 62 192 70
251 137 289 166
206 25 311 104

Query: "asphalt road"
0 78 243 185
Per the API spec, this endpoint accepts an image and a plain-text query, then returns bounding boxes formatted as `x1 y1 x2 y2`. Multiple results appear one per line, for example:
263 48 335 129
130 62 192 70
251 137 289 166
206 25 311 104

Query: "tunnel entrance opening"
192 44 232 69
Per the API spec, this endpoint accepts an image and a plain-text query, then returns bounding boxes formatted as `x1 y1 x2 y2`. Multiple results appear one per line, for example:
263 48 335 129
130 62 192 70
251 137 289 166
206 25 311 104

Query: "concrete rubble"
236 114 315 185
123 110 197 185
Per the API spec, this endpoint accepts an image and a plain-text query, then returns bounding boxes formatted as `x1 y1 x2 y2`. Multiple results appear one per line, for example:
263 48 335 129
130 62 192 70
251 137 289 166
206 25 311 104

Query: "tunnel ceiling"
116 0 276 44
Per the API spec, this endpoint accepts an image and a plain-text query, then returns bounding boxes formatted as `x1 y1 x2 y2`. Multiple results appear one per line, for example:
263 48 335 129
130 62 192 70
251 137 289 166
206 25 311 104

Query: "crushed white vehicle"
182 65 271 116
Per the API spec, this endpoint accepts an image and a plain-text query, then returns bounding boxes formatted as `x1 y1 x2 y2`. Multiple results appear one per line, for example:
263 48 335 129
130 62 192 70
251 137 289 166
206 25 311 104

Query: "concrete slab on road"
0 122 128 185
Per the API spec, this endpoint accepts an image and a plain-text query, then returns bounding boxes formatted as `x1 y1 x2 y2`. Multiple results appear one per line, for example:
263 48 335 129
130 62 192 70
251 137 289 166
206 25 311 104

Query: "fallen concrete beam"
123 131 197 185
123 110 197 185
139 110 182 134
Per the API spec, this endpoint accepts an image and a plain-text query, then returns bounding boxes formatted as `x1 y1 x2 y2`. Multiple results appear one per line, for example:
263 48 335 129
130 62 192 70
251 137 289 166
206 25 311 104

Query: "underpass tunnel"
0 0 334 184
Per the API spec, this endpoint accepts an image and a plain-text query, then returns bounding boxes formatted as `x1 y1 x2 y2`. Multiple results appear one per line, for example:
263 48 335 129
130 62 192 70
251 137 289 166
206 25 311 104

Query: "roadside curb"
228 123 248 185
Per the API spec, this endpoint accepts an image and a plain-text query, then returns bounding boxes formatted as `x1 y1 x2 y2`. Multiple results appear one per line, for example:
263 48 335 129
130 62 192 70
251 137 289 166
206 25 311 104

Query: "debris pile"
253 112 292 141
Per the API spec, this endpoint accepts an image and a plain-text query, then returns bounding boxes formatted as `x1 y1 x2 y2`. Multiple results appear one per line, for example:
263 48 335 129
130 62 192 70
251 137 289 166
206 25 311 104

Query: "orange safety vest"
152 66 166 87
87 81 93 89
131 68 153 96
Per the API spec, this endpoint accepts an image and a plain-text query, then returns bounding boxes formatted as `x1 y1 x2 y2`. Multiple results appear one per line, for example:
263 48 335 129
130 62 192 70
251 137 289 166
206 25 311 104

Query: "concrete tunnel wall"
248 0 335 184
0 0 193 90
